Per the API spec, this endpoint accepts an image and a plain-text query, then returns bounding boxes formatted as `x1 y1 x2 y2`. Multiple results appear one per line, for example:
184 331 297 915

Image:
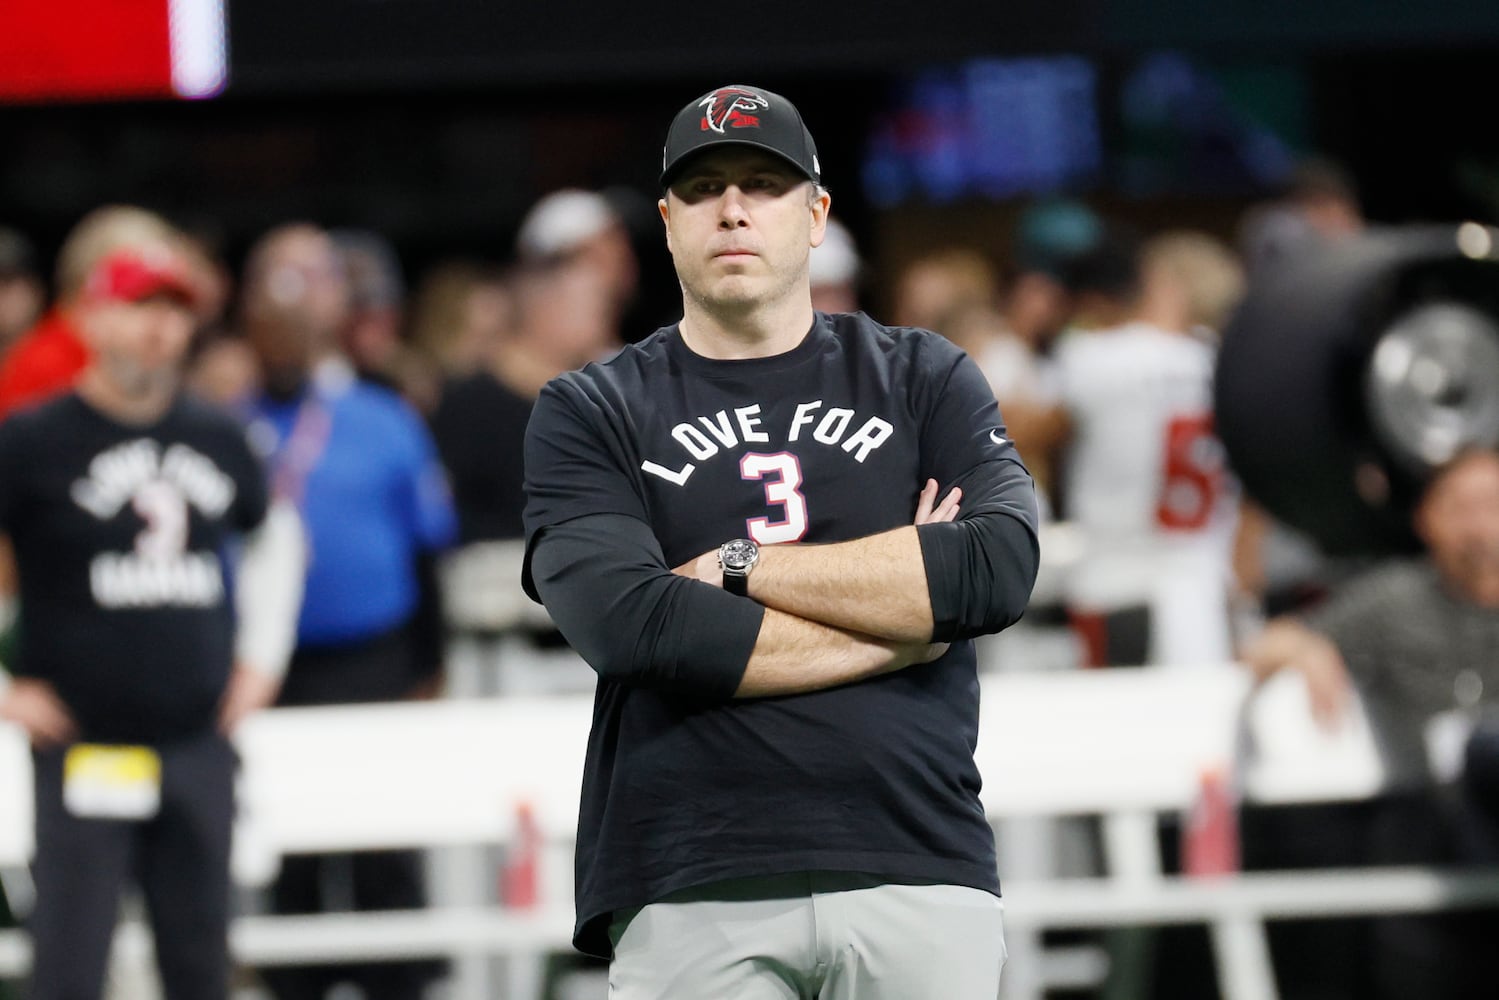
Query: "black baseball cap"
660 84 821 189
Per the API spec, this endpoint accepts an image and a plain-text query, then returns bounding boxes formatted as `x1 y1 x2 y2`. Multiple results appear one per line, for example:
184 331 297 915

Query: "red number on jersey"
1156 413 1225 531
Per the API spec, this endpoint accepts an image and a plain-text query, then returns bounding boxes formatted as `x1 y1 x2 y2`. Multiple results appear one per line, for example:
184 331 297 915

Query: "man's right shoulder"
543 329 675 402
1351 558 1442 601
1311 557 1439 628
1 390 75 429
0 393 76 468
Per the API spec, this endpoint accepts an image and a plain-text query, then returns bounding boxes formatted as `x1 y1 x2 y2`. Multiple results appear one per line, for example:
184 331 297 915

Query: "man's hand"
1242 619 1353 731
0 678 78 749
218 663 282 735
914 478 961 525
1298 646 1355 730
671 479 962 587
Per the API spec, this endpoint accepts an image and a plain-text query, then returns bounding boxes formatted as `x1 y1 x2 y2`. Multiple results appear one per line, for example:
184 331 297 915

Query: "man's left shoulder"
823 311 959 366
166 398 261 475
173 393 243 430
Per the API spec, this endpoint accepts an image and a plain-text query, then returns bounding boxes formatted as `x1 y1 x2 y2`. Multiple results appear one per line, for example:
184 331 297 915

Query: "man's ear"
808 189 832 249
658 197 672 255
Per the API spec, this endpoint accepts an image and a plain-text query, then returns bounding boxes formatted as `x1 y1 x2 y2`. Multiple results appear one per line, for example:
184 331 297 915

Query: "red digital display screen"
0 0 226 103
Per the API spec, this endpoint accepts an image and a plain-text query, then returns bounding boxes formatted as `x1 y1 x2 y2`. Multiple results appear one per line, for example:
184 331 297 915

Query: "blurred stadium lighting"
0 0 226 102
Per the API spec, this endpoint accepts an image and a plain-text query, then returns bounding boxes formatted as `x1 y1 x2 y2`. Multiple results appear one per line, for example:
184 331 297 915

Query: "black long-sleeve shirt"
522 311 1039 956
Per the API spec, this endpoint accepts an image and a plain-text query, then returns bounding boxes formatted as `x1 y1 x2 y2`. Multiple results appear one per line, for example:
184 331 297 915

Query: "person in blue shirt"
239 223 457 1000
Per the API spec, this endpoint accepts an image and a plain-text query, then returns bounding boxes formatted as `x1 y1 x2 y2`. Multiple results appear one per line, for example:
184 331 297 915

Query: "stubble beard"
102 351 176 402
684 278 757 320
682 260 801 321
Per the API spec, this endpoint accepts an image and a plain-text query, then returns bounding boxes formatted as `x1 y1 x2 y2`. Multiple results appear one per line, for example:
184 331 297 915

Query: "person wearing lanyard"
239 223 457 1000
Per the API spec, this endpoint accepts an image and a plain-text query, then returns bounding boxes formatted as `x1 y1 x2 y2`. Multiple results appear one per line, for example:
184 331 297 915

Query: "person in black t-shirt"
523 85 1039 998
0 242 303 1000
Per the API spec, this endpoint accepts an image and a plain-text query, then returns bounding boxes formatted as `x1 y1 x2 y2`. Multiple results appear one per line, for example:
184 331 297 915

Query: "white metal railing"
2 662 1495 1000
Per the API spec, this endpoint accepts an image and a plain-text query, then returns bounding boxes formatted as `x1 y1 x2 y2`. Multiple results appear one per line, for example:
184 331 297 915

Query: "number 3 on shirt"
133 481 190 558
1156 413 1224 531
741 452 809 544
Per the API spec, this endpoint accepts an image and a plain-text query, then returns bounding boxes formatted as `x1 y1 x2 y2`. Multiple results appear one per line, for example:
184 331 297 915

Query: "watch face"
721 538 758 571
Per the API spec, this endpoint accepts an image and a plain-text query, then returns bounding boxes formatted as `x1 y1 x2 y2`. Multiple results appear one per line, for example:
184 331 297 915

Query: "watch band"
718 538 759 597
723 569 749 597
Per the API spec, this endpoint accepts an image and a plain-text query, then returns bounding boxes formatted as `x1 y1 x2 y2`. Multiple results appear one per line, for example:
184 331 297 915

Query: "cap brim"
660 139 818 189
126 276 200 306
85 250 202 309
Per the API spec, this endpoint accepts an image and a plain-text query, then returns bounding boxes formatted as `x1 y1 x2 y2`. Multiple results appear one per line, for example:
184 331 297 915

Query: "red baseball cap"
83 246 200 307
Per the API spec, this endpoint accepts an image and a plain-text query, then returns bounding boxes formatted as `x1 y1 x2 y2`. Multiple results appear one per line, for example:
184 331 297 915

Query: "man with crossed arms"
523 84 1039 998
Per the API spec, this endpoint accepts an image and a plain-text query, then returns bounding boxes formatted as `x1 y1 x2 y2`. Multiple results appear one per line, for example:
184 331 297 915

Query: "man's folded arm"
747 461 1039 643
529 512 933 701
917 506 1040 642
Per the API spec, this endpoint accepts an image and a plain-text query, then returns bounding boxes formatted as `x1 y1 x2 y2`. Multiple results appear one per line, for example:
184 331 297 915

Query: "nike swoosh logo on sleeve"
989 429 1008 446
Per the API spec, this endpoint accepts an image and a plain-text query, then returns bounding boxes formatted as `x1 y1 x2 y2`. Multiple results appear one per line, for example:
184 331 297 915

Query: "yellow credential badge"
63 744 162 820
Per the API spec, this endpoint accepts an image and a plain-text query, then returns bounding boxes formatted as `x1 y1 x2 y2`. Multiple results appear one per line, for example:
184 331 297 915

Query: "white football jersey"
977 333 1062 407
1055 322 1239 664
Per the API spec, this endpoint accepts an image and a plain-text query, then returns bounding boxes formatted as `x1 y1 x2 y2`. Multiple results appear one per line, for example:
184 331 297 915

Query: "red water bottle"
1183 767 1240 877
500 801 540 908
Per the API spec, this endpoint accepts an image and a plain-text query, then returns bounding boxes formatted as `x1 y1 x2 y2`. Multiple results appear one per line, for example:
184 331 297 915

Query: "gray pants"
607 873 1006 999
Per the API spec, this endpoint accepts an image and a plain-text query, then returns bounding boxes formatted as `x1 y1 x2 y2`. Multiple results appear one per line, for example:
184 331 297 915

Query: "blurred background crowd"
5 2 1499 999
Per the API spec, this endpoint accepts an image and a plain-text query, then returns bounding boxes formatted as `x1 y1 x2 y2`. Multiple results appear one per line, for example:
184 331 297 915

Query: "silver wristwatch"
717 538 760 596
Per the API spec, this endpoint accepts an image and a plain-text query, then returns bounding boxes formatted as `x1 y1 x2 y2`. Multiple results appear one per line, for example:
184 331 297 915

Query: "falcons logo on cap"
699 87 770 133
